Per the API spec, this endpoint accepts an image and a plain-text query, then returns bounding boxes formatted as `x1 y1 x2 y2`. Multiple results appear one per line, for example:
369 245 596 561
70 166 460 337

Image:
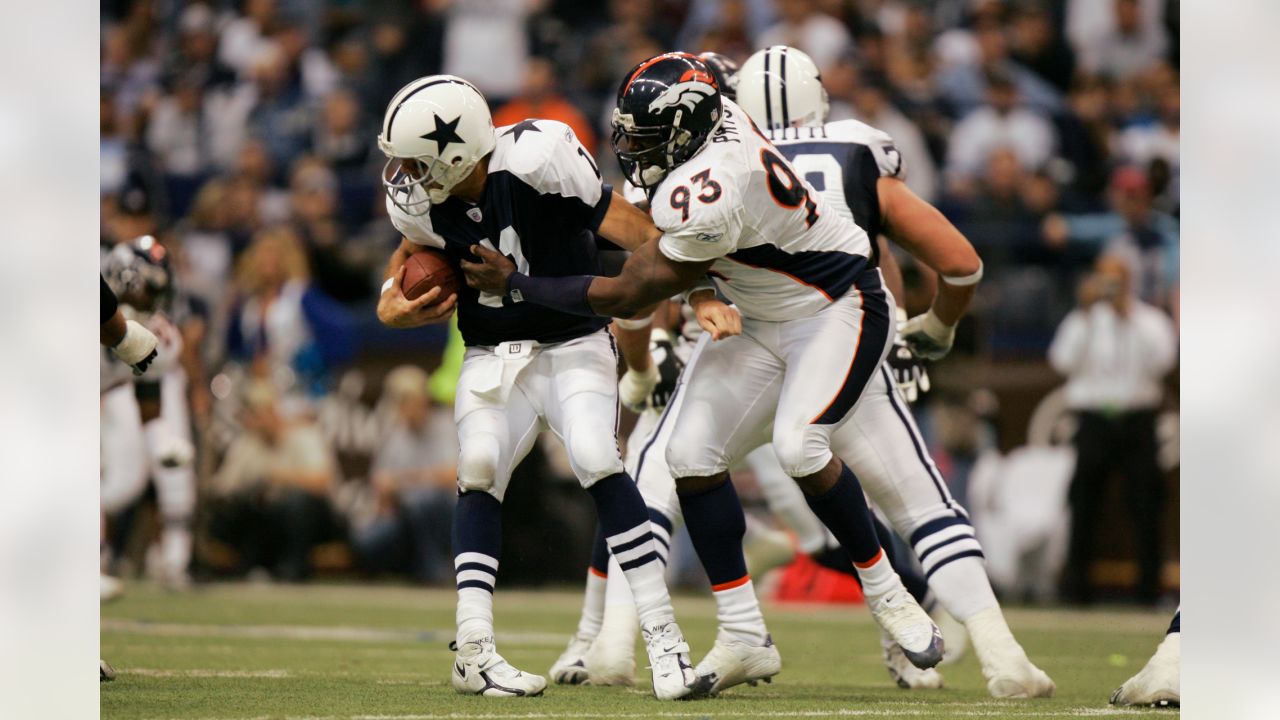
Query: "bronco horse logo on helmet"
648 66 719 114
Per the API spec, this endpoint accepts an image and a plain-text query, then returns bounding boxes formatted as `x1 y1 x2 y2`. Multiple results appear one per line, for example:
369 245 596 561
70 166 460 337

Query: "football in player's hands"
403 249 461 303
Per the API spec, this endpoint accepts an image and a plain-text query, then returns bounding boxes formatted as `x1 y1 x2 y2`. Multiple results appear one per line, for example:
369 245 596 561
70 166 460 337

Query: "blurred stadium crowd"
99 0 1178 603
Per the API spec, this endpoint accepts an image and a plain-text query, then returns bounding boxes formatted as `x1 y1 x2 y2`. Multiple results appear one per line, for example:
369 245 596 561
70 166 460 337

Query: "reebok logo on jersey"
694 231 722 243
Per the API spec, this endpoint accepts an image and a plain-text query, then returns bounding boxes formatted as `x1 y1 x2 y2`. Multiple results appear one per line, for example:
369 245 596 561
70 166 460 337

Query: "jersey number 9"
761 149 819 228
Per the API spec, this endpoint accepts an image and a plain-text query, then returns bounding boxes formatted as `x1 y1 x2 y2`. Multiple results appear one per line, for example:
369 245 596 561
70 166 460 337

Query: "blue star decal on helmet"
502 119 542 143
421 113 465 154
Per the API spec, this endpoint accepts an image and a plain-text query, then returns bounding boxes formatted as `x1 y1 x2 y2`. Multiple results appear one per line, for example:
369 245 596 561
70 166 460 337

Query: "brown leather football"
402 248 461 303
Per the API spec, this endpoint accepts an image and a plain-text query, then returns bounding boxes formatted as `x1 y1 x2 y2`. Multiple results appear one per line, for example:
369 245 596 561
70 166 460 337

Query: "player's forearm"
596 192 664 252
611 313 656 371
876 237 906 308
102 309 128 347
931 281 976 327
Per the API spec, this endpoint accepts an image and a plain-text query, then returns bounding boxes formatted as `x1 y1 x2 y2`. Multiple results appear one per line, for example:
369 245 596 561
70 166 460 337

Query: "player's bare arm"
879 176 982 359
376 237 458 329
878 177 981 325
595 191 664 251
461 238 712 320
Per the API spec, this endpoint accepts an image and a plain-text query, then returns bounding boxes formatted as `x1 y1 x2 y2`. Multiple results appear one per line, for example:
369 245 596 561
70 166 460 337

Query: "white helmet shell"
736 46 829 131
378 75 496 213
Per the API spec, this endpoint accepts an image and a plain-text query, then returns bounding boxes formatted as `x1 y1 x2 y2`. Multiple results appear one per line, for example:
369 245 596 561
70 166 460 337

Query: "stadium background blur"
99 0 1179 605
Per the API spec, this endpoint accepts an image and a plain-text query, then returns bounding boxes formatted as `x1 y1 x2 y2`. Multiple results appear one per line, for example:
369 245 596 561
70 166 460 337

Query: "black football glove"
648 335 684 411
887 336 930 404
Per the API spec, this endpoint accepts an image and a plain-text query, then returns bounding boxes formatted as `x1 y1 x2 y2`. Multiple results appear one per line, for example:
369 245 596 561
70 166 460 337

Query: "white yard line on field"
154 708 1174 720
103 618 565 647
128 668 291 679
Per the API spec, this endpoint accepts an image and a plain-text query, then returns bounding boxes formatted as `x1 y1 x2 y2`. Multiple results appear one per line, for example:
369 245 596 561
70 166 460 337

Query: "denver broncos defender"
373 75 699 700
462 53 946 688
730 45 1054 698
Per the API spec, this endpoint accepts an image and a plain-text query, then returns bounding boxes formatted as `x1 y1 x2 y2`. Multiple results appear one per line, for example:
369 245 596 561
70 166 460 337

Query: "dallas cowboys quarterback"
373 74 698 700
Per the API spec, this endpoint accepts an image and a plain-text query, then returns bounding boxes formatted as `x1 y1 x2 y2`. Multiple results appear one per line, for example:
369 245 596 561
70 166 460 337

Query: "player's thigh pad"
543 330 625 486
831 365 968 537
455 350 544 500
100 385 149 516
664 333 782 479
771 277 893 477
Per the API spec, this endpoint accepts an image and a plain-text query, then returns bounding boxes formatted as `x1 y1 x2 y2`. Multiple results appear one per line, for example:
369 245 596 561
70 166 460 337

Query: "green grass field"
101 582 1177 719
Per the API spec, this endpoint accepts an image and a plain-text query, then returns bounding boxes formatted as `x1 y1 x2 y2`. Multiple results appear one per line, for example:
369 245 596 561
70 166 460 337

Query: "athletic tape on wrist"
614 314 653 330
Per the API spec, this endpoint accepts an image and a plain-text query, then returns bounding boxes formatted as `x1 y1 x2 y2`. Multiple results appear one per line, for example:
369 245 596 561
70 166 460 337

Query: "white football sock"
855 549 899 597
928 555 999 622
712 578 768 645
574 569 607 639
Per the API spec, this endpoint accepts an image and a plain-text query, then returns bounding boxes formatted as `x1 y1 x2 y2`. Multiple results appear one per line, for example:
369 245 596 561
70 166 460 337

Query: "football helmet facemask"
378 75 496 214
612 53 724 190
102 235 172 313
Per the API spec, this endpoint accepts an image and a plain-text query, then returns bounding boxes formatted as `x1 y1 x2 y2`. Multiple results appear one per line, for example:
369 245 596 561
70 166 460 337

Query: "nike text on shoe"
641 621 698 700
549 633 593 685
694 632 782 695
451 637 548 697
866 586 945 669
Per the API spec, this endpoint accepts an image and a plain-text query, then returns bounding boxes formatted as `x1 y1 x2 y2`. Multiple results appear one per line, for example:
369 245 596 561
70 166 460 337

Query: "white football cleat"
1111 633 1179 707
100 574 124 604
549 633 593 685
882 631 944 689
641 620 698 700
451 636 547 697
693 631 782 695
866 585 944 669
100 659 116 682
966 608 1055 698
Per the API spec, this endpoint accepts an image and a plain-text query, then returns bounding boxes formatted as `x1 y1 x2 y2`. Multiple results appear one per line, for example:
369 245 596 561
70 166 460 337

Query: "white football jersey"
100 309 184 393
651 99 877 322
766 119 905 242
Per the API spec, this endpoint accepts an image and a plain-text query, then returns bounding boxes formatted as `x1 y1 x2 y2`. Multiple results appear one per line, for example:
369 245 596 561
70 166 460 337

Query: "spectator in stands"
209 381 342 581
845 68 938 203
245 44 313 173
288 157 375 303
493 58 598 152
1070 0 1168 80
219 0 281 77
935 18 1063 119
1009 1 1076 92
352 366 458 584
757 0 852 73
946 70 1057 197
227 226 318 378
1041 166 1179 307
1049 252 1176 605
439 0 532 104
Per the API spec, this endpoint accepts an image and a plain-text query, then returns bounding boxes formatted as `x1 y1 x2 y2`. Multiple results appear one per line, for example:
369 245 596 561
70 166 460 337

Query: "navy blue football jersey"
388 119 613 347
766 119 905 266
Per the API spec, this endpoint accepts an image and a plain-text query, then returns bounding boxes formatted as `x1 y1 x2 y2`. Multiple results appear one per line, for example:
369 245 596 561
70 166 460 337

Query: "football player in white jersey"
463 52 948 689
374 75 701 700
100 237 198 591
732 46 1055 697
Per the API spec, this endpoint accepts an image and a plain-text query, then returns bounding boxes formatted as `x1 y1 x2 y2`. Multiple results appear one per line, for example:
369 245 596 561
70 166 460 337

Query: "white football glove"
899 309 956 361
110 319 160 376
619 363 661 413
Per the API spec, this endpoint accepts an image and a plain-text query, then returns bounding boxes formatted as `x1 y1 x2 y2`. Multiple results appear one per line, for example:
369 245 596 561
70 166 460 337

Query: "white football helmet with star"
378 75 496 213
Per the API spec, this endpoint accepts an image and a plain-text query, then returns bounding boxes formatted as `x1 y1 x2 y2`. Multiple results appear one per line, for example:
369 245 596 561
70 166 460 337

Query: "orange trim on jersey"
711 575 751 592
725 256 834 302
808 286 864 424
589 566 608 579
853 548 885 570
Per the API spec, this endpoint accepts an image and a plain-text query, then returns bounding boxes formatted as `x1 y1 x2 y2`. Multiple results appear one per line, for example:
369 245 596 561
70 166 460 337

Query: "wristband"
506 273 600 318
614 314 653 330
681 278 717 305
112 320 158 364
941 261 983 287
381 276 395 294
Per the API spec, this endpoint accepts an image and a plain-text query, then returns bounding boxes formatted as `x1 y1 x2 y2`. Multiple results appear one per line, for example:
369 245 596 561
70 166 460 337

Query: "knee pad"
771 425 831 478
457 439 499 493
664 431 726 480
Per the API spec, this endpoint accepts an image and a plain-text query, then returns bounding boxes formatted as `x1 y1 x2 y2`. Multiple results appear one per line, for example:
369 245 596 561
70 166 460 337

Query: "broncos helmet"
612 52 724 190
697 52 740 101
102 235 173 313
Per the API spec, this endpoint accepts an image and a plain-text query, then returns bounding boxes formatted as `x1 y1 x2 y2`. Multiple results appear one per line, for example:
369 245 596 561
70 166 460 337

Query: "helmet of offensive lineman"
697 51 740 101
736 46 829 131
102 235 173 313
612 52 724 190
378 75 496 213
